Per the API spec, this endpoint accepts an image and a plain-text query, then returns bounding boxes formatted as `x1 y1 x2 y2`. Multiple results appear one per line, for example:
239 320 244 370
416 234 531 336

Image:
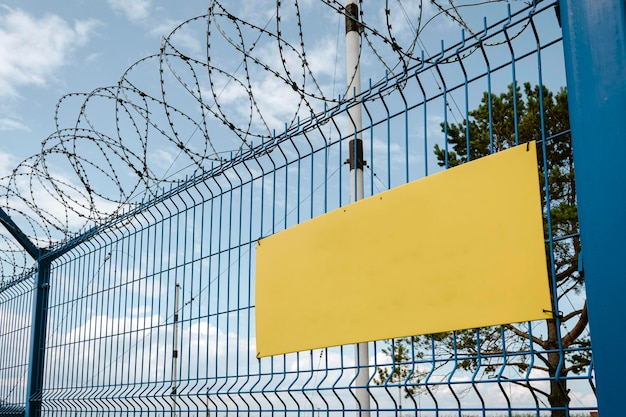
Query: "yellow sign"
255 142 551 357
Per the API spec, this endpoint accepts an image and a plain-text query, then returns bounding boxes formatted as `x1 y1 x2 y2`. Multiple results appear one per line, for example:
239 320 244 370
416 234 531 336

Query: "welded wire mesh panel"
0 274 33 416
12 1 595 416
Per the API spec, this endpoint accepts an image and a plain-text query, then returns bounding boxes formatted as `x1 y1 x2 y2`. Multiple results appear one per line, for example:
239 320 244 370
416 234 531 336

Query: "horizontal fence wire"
0 0 596 416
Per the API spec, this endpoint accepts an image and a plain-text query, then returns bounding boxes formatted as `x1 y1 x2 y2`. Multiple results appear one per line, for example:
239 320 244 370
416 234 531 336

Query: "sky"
0 0 560 165
0 0 309 248
0 0 211 159
0 0 406 245
0 0 366 161
0 0 571 294
0 0 572 290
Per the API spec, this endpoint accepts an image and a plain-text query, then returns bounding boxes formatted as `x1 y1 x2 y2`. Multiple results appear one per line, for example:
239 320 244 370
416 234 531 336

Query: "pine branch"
557 281 581 300
505 324 548 349
498 375 550 398
563 361 590 375
555 262 579 283
562 303 588 348
530 363 550 373
529 350 552 371
562 308 583 323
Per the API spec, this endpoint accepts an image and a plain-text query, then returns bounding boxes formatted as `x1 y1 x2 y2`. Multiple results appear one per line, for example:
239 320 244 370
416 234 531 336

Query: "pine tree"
376 84 589 417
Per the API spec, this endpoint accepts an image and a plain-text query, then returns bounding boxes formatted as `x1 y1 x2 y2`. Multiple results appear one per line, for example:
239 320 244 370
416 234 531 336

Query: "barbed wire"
0 0 534 282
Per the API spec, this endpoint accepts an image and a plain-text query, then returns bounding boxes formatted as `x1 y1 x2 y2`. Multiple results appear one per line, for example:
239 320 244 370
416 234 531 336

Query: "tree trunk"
547 375 568 417
547 319 569 417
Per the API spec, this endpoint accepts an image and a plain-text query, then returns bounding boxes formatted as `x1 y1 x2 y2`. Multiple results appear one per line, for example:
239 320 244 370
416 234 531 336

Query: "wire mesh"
0 274 33 417
0 0 597 416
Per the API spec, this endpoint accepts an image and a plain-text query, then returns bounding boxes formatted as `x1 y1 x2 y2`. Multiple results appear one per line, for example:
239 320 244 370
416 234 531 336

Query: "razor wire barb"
0 0 543 282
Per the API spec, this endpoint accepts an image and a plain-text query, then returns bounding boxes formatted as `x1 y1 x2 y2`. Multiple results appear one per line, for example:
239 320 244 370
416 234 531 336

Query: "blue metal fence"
0 0 610 415
0 274 33 416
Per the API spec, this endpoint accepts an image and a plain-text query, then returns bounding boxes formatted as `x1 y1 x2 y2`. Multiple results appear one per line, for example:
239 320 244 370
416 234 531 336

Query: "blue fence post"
25 258 51 417
559 0 626 413
0 207 50 417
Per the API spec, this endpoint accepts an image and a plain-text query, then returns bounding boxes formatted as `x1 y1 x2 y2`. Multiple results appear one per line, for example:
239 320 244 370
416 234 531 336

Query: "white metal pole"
172 283 180 417
345 1 370 416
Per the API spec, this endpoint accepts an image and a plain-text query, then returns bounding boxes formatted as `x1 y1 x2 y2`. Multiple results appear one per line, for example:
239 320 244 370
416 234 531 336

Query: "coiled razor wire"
0 0 535 281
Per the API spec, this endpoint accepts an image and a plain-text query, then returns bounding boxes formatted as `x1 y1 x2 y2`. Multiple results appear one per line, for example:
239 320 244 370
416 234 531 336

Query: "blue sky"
0 1 303 243
0 0 568 263
0 1 551 163
0 1 211 159
0 0 572 247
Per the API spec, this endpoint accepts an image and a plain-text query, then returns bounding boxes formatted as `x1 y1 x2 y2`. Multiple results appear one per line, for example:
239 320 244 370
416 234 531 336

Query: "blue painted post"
25 258 51 417
559 0 626 414
0 207 51 417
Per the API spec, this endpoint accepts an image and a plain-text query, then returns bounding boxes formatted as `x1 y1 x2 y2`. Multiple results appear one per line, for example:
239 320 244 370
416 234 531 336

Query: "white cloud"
151 18 202 54
148 148 176 169
0 6 99 98
107 0 152 22
85 52 104 63
0 151 19 176
0 118 29 132
305 37 341 79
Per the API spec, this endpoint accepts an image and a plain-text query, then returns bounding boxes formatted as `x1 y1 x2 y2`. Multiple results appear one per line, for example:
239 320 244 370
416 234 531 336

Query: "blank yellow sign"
255 142 552 357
